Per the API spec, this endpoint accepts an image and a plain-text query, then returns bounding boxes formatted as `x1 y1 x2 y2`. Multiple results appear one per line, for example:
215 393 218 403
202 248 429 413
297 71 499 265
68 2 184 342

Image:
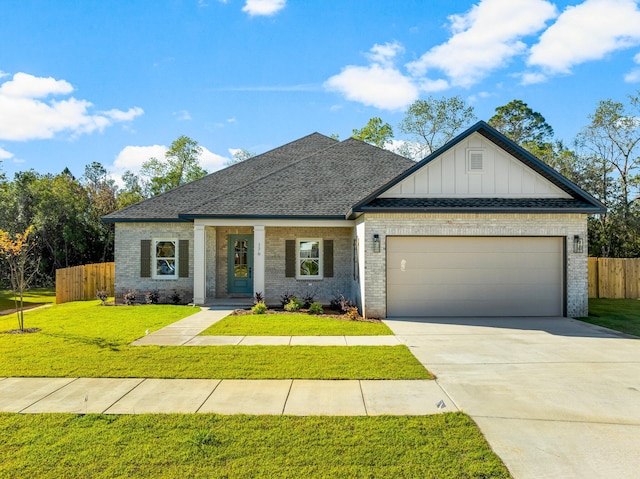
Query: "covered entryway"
386 236 564 317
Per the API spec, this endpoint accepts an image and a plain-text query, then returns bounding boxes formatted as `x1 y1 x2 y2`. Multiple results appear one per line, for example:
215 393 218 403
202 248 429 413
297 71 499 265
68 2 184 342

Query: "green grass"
0 301 431 379
0 413 510 478
579 298 640 336
200 313 393 336
0 287 56 312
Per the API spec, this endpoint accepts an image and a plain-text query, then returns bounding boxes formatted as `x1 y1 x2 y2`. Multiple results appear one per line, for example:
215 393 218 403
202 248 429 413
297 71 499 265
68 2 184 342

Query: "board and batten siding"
379 132 571 199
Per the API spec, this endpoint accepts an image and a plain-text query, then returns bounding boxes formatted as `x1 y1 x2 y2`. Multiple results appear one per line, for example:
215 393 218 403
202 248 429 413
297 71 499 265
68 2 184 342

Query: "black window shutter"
285 240 296 277
140 240 151 278
179 240 189 278
324 240 334 277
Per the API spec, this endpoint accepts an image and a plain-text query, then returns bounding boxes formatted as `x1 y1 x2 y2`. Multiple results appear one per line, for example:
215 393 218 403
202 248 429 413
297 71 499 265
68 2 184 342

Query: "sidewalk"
0 377 452 416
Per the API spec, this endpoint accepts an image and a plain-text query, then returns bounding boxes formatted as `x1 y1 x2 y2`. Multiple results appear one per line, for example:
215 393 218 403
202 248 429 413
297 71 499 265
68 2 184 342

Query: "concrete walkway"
131 307 402 346
384 316 640 479
0 377 451 416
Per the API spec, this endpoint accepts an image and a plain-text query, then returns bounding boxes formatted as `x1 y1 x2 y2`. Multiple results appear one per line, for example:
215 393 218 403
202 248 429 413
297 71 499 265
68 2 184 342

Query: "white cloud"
0 146 13 160
520 71 548 85
325 64 418 110
418 78 449 92
625 68 640 83
242 0 286 16
407 0 557 87
366 41 404 67
529 0 640 74
0 72 143 141
199 147 229 171
325 42 418 110
173 110 192 121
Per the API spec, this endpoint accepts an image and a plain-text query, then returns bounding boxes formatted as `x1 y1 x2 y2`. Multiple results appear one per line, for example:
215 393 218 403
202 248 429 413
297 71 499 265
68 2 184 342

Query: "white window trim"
152 238 179 280
296 238 323 280
466 148 485 173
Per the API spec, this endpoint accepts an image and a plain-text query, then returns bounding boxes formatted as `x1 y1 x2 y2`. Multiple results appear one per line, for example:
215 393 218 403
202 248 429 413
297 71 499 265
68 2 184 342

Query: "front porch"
192 219 357 307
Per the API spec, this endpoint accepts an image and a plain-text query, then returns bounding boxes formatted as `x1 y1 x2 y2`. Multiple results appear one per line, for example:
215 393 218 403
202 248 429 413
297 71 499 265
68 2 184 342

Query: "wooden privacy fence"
55 262 115 304
588 257 640 299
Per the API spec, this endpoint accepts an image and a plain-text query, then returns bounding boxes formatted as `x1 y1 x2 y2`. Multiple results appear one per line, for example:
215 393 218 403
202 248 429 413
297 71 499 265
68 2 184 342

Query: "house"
103 121 605 318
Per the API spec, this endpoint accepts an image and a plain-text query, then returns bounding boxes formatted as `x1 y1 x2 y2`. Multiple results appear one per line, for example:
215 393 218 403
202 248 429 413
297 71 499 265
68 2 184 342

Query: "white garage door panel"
387 237 563 317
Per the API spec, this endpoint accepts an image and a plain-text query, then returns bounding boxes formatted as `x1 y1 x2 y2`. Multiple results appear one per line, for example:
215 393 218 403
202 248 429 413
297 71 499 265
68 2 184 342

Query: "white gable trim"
379 132 571 200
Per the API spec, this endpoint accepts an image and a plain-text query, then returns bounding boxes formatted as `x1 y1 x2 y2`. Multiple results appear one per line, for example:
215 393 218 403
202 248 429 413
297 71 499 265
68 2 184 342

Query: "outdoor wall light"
373 234 381 253
573 235 584 254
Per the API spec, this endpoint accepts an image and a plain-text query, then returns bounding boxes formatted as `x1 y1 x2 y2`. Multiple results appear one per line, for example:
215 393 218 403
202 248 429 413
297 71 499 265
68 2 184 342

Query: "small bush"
145 290 159 305
345 306 360 321
96 289 109 305
251 301 268 314
308 302 323 315
254 292 264 304
123 289 137 306
330 292 354 313
301 292 315 308
170 290 181 305
284 297 303 312
280 291 296 309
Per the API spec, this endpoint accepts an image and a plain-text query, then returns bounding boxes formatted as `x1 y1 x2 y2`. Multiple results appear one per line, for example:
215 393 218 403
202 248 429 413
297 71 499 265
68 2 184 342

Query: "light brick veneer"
114 223 194 303
361 213 589 319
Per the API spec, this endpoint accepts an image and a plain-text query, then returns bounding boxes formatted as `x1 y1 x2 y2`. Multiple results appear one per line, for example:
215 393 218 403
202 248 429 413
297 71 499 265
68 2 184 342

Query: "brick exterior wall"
114 223 194 303
263 227 353 305
361 213 589 319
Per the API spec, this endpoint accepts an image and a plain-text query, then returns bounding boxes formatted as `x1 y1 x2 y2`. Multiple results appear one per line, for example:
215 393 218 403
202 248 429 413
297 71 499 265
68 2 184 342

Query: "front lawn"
579 298 640 336
0 288 56 312
200 313 393 336
0 413 510 478
0 301 430 379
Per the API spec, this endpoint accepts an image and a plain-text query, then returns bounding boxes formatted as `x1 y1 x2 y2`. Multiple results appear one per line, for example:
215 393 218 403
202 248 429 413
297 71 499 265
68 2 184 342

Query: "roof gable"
379 131 571 199
352 121 606 215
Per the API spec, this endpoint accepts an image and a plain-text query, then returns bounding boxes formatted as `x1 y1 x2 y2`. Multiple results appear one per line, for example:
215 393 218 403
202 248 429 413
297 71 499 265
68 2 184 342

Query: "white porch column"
253 225 265 297
193 224 206 304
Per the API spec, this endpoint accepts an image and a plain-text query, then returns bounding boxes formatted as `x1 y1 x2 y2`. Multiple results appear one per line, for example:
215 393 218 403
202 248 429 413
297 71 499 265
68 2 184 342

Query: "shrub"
308 302 323 315
123 289 137 306
301 291 315 308
284 297 303 312
254 292 264 304
145 290 159 305
345 306 360 321
280 291 296 309
95 289 109 305
251 301 268 314
330 292 354 313
170 290 181 305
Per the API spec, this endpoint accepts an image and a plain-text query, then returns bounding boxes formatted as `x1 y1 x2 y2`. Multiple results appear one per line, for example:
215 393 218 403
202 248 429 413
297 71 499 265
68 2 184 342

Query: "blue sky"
1 0 640 181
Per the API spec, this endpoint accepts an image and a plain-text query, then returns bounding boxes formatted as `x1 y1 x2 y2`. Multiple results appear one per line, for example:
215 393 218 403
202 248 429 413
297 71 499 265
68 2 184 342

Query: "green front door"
227 234 253 295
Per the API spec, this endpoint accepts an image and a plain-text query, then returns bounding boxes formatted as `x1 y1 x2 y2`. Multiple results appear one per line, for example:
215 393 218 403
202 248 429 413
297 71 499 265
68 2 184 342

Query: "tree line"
2 91 640 288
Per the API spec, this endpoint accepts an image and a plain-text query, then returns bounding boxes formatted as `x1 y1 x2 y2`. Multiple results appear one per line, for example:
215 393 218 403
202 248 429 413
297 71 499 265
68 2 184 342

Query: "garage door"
387 237 564 317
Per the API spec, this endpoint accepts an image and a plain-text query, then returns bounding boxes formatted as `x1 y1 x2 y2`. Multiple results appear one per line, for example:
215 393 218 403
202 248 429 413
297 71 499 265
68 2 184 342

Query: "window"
153 239 178 279
297 239 322 279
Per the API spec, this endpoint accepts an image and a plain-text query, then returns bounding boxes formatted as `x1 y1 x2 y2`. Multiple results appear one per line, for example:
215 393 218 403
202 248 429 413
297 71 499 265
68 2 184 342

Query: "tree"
0 225 38 331
116 170 145 209
577 93 640 257
225 149 255 167
488 99 554 153
398 96 476 157
140 135 207 196
82 162 117 262
352 117 394 148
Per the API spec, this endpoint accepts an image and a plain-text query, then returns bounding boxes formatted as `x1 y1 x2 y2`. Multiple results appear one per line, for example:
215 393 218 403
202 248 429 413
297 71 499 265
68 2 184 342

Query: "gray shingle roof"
103 133 414 222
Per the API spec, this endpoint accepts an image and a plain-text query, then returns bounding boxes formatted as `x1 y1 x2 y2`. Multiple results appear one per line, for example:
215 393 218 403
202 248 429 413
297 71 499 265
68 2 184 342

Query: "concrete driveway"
384 316 640 479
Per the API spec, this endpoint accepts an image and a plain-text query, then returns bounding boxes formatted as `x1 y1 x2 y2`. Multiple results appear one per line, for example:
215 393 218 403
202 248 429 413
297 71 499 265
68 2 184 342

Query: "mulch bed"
1 327 41 334
230 308 383 323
